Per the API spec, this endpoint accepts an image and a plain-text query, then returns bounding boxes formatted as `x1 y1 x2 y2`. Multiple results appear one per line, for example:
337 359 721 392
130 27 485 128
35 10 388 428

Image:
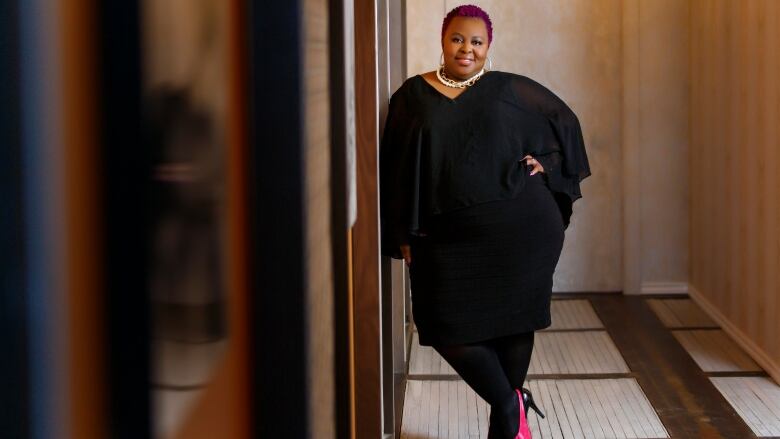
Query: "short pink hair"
441 4 493 44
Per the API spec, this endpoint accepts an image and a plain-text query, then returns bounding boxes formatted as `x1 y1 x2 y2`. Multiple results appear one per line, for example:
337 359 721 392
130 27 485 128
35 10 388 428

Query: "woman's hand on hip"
400 244 412 266
521 155 545 175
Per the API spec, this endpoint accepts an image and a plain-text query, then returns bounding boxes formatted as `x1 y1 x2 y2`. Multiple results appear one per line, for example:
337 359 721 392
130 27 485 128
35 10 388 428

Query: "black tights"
432 331 535 437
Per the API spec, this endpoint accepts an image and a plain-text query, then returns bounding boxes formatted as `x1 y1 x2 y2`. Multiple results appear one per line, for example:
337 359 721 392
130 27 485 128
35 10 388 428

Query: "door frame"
0 1 29 436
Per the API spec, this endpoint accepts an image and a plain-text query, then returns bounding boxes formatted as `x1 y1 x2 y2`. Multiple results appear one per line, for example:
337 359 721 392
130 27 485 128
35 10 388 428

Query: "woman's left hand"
521 155 545 175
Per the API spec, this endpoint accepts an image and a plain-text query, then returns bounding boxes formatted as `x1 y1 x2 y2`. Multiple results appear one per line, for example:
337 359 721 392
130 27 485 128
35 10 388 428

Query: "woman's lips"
456 58 473 66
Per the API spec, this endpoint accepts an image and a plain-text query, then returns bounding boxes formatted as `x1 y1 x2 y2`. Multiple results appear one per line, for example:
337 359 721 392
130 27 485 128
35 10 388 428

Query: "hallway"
3 1 780 437
399 294 780 438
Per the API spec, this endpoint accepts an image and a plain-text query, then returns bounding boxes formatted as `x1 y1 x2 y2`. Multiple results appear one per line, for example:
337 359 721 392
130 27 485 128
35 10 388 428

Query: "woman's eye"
472 40 482 46
452 37 462 43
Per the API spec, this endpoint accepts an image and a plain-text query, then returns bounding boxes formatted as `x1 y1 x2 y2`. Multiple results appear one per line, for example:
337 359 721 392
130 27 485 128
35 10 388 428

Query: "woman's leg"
433 341 519 436
493 331 535 390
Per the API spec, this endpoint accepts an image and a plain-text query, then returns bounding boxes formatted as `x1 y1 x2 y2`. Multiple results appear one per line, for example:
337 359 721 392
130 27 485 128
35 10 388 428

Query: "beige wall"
689 0 780 383
623 0 691 296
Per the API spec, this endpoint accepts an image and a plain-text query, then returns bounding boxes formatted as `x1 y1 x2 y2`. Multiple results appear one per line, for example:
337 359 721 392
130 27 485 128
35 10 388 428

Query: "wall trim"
688 284 780 385
640 281 688 295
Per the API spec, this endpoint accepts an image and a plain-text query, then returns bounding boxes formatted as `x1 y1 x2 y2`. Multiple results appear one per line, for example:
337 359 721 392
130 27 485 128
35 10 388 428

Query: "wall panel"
689 0 780 383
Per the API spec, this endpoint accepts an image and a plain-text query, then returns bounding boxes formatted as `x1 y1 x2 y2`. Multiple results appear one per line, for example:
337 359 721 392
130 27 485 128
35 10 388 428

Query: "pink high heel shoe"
514 388 532 439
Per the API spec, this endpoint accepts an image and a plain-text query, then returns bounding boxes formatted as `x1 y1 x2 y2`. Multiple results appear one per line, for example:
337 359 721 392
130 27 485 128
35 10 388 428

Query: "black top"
379 70 591 260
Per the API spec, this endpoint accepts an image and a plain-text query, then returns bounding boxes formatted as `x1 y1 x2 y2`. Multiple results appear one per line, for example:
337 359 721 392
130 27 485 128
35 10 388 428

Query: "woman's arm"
509 74 591 229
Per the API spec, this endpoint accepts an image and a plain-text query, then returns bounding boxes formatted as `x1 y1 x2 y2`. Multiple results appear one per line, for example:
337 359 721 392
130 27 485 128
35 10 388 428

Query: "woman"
379 4 591 439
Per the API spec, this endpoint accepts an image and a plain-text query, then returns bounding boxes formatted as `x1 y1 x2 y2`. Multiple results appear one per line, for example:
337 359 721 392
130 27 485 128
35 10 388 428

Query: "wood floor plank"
592 295 755 437
401 380 421 438
421 334 432 374
604 333 629 374
526 381 547 438
544 299 605 330
543 379 574 439
458 378 467 438
719 333 762 371
422 380 432 437
422 333 432 374
539 330 556 374
610 377 641 438
554 379 584 439
448 381 458 439
720 378 767 435
627 379 654 436
410 332 456 375
711 376 780 437
403 378 668 438
476 396 488 439
745 376 780 418
528 348 543 377
677 299 718 327
567 380 596 438
599 379 626 437
430 380 440 438
632 378 668 437
580 379 609 438
549 380 569 439
608 378 638 437
647 298 719 328
575 333 593 373
467 385 479 437
569 380 595 437
622 376 653 437
437 379 448 438
582 379 610 438
673 329 762 372
526 332 628 376
646 299 679 327
409 333 421 374
697 330 738 370
418 303 617 380
588 333 607 373
566 333 584 373
735 378 773 436
594 379 627 438
549 331 569 373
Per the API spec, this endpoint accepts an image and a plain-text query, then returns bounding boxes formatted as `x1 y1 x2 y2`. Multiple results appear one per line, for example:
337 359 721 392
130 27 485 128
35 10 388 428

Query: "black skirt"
408 171 565 346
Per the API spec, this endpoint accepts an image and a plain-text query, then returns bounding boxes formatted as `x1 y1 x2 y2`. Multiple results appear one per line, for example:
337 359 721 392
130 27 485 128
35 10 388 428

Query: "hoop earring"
439 52 444 66
486 56 493 71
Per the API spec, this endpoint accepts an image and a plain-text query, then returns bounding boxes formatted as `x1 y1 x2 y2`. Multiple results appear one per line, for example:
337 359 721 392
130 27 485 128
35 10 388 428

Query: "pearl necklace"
436 65 486 88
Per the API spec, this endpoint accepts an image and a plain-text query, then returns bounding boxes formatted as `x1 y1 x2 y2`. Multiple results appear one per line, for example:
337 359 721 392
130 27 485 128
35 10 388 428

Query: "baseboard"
688 284 780 385
640 281 689 295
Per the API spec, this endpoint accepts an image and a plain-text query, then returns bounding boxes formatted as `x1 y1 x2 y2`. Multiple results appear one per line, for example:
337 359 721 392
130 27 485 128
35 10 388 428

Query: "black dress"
379 70 591 347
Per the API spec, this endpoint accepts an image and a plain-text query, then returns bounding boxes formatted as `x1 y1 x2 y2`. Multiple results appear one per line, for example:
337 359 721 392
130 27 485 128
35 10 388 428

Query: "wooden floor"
398 294 780 438
711 377 780 437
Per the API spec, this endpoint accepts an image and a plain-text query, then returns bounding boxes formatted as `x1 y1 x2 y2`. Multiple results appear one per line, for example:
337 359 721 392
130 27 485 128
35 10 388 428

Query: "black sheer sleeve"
379 84 417 259
534 150 562 175
510 74 592 229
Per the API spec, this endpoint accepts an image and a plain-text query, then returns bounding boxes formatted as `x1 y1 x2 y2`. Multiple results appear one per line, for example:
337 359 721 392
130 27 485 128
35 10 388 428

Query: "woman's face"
441 16 490 80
